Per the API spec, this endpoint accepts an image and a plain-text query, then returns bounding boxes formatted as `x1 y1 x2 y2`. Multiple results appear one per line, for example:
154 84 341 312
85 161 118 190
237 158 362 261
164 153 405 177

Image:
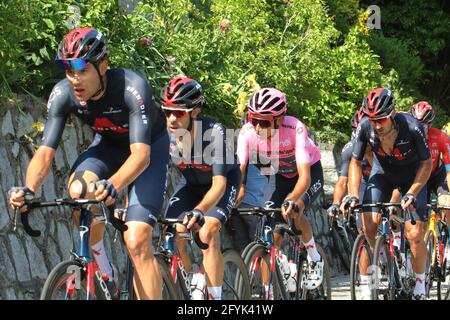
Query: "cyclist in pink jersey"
237 88 325 291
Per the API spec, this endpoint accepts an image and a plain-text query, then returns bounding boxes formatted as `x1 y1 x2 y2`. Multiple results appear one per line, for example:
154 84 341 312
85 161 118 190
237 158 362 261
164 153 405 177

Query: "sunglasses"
161 106 195 118
369 116 390 126
250 118 275 128
55 58 89 72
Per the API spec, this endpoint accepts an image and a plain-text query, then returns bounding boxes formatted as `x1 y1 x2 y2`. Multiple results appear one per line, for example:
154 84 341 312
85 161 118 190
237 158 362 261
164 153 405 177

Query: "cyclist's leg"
165 184 202 273
201 167 240 300
68 135 126 287
232 164 269 252
359 170 392 298
403 182 428 299
123 133 169 300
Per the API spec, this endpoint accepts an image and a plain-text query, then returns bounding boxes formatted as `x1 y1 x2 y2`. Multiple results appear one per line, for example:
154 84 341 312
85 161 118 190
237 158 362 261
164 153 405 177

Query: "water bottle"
287 260 297 293
190 270 206 300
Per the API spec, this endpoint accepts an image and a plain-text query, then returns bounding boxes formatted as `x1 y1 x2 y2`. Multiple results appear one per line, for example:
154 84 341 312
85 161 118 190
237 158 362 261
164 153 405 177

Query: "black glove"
92 179 117 199
402 193 416 206
181 209 205 227
327 204 340 217
282 200 299 213
8 186 35 201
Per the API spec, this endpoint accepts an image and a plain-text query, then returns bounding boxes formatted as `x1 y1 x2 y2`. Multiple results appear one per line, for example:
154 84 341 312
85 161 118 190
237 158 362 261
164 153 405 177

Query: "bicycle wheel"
424 229 437 299
372 235 395 300
243 243 285 300
41 260 106 300
155 253 180 300
223 249 251 300
296 243 332 300
330 222 351 272
350 233 373 300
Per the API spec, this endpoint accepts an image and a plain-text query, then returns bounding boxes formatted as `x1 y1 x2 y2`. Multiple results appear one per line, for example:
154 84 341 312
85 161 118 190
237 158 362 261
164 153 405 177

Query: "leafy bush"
1 0 446 143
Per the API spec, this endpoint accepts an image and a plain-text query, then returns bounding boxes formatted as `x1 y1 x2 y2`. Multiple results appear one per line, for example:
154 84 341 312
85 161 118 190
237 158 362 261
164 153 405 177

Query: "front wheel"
41 260 106 300
372 235 394 300
223 249 251 300
350 233 373 300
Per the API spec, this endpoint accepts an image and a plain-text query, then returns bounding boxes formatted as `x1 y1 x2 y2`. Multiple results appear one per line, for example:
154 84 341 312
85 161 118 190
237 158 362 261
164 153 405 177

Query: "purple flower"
140 37 153 47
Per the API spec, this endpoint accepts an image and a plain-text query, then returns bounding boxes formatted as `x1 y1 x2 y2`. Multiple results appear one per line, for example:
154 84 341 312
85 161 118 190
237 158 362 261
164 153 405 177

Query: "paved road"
330 273 443 300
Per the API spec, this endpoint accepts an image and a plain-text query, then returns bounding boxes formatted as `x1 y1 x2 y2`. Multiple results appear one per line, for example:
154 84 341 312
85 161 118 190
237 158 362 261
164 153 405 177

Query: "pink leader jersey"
237 115 321 178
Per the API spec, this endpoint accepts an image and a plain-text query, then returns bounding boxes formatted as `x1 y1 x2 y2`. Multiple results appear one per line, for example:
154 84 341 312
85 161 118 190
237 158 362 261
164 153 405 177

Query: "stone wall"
0 95 345 299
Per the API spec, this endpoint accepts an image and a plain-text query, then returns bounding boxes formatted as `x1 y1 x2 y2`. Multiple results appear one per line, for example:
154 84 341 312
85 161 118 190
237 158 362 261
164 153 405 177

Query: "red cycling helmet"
57 28 107 63
350 106 365 129
161 75 204 108
410 101 435 124
247 88 287 118
362 87 395 119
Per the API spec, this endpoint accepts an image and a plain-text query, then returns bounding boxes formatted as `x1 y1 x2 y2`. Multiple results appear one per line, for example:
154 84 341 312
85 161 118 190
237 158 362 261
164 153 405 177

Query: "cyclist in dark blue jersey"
8 28 169 299
161 75 240 300
328 107 372 229
348 87 432 300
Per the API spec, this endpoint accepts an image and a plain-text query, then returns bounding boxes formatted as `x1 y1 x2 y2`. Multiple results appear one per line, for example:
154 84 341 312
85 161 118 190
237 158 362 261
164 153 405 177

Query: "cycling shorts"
70 132 170 227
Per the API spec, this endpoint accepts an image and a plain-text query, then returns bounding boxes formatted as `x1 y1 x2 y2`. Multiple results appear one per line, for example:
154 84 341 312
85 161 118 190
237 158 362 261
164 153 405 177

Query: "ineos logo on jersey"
47 86 62 111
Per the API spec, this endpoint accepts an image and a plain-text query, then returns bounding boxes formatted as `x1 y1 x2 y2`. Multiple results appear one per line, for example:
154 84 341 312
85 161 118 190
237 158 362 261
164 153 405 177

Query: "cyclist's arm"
348 120 368 200
348 158 362 199
194 175 227 213
285 162 311 203
406 158 432 197
108 76 156 191
24 146 56 192
236 164 247 206
332 176 348 204
27 82 69 191
333 141 352 204
407 122 432 196
108 142 151 192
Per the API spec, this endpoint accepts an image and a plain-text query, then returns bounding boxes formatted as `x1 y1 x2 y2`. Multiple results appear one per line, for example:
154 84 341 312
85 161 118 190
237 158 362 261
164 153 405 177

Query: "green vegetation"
0 0 448 142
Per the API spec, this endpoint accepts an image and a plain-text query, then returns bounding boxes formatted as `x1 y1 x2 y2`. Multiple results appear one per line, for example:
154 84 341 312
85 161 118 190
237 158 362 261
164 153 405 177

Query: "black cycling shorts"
70 132 170 227
165 167 241 225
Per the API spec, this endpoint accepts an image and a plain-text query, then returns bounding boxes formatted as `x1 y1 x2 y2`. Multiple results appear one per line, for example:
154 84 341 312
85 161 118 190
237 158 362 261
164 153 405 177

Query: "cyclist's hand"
8 187 34 212
401 193 416 211
182 209 205 229
348 196 359 209
327 204 340 219
90 179 117 205
282 199 299 221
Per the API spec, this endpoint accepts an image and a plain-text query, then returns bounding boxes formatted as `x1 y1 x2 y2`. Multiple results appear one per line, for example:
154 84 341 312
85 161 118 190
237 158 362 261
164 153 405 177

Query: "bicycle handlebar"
158 217 209 250
14 198 127 237
348 202 416 225
233 207 282 217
